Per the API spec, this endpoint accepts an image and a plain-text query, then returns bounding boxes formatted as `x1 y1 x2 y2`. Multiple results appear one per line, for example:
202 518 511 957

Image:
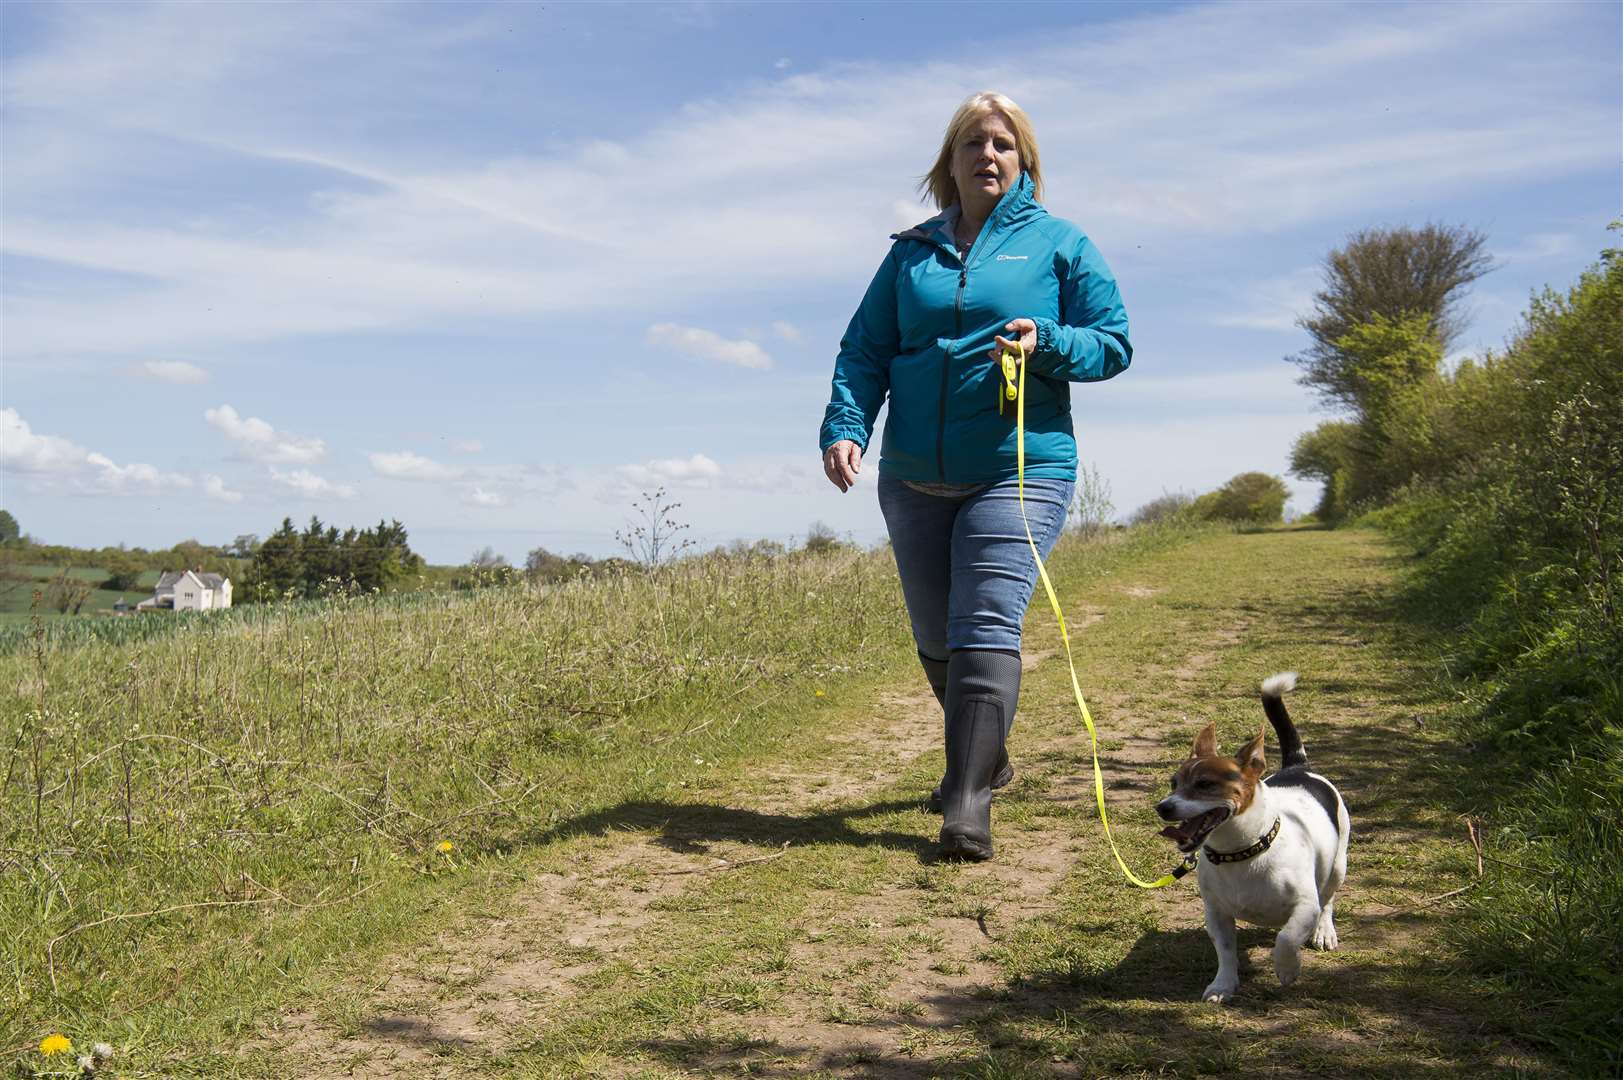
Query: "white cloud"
1 408 88 475
367 450 463 481
615 453 724 490
270 467 357 500
461 485 507 508
204 404 325 464
1498 231 1580 263
1212 268 1322 333
137 359 209 384
2 3 1611 361
645 324 773 371
0 408 190 494
770 320 803 344
202 474 243 502
774 57 792 71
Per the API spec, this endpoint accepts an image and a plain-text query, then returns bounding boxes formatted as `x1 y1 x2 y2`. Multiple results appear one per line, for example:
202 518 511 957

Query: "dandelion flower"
814 689 826 698
39 1034 71 1056
436 840 454 854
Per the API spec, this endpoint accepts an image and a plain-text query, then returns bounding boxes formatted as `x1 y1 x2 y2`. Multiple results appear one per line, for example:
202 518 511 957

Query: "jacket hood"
893 172 1046 248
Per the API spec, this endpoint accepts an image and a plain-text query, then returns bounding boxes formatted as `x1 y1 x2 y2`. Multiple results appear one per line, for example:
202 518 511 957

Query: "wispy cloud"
134 359 209 384
367 450 463 481
270 467 357 501
646 324 773 371
770 320 803 344
5 3 1608 361
1212 268 1322 333
460 485 507 508
205 404 325 464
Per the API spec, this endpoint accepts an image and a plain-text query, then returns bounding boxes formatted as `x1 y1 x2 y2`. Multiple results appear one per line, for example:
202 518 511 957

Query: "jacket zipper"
938 263 966 480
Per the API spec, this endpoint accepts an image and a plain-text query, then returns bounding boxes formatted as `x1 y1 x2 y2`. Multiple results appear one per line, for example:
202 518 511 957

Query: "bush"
1190 472 1289 526
1128 490 1194 526
1375 239 1623 1076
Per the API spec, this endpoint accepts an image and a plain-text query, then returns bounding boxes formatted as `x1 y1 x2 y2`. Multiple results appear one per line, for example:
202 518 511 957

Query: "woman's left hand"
990 318 1037 363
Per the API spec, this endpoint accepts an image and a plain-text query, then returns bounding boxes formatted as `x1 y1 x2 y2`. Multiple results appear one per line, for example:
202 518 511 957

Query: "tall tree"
1289 223 1493 415
0 509 19 544
246 518 303 600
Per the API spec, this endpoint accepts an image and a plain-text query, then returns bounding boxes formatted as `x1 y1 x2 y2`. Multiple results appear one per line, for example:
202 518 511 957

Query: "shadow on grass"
630 921 1525 1079
524 796 951 863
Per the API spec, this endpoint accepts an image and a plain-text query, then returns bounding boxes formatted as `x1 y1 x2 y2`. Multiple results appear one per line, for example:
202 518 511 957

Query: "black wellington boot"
923 652 1014 811
938 649 1022 860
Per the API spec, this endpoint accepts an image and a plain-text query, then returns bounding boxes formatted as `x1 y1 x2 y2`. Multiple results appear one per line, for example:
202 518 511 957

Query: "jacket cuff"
819 427 869 453
1033 317 1060 361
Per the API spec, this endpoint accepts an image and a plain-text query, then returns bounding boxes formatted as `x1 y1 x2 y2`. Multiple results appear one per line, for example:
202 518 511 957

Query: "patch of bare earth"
250 669 956 1075
250 569 1508 1078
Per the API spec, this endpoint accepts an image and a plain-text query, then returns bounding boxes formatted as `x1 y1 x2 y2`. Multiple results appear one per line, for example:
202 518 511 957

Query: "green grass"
2 525 1576 1077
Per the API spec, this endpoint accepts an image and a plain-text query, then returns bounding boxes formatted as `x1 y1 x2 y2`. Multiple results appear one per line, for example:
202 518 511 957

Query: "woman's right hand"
822 440 863 492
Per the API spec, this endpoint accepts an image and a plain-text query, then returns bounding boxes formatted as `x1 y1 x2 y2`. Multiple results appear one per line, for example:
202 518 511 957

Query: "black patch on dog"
1265 766 1340 830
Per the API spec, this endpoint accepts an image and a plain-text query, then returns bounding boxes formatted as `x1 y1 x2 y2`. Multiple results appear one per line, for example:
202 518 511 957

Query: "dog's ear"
1190 722 1218 760
1238 724 1267 774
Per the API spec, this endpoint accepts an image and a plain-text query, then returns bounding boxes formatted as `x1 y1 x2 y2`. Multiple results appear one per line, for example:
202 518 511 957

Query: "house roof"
153 569 231 593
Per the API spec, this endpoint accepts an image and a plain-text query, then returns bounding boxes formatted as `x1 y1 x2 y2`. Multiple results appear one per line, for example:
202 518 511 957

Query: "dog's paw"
1273 943 1302 986
1201 980 1238 1004
1312 916 1339 951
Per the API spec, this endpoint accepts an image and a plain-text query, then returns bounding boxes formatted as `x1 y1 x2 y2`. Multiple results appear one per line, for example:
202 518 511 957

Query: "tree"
0 509 18 544
244 518 303 601
1289 421 1360 523
224 533 260 559
45 568 93 614
469 546 509 569
1192 473 1290 525
1067 463 1115 538
616 487 695 570
101 550 145 592
803 522 841 556
1289 223 1493 414
1129 490 1194 526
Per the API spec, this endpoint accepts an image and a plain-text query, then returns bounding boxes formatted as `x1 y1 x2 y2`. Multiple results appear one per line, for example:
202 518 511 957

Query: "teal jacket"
819 172 1131 482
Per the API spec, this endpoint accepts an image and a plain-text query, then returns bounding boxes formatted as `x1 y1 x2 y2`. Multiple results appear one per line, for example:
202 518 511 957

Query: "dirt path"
248 528 1552 1078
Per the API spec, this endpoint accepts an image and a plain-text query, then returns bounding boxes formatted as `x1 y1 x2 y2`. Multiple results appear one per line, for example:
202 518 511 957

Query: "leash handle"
1005 340 1185 890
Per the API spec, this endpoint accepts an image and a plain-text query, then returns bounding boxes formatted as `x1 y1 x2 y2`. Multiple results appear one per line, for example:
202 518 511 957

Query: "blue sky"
2 0 1618 564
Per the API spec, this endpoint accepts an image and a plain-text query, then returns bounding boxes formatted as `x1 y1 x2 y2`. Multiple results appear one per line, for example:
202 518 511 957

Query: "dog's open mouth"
1159 808 1231 853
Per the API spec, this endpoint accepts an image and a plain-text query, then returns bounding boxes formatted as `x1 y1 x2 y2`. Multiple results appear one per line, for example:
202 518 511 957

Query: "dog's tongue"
1160 822 1197 843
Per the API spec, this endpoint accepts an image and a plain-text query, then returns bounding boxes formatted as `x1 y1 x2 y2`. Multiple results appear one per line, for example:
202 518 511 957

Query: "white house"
137 570 233 612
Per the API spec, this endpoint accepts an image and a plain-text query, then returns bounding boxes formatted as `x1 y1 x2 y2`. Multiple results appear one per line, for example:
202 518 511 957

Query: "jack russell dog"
1155 673 1349 1003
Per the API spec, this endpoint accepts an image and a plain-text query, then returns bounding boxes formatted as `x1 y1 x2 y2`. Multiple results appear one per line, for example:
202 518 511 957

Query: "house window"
184 592 194 598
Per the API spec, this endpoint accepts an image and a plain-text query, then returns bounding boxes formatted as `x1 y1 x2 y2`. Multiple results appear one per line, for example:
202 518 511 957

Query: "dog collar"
1203 817 1281 864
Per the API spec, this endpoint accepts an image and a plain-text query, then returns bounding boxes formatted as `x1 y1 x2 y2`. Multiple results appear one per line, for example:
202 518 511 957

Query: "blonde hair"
919 91 1043 211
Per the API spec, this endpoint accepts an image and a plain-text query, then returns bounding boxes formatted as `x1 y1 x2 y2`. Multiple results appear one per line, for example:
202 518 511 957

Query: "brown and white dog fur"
1156 673 1349 1003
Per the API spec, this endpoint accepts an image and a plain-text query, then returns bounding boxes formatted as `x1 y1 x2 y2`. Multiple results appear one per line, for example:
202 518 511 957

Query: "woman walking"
819 91 1132 860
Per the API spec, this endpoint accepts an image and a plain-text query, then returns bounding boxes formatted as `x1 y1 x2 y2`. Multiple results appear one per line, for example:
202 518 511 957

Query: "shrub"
1128 490 1194 526
1191 472 1289 525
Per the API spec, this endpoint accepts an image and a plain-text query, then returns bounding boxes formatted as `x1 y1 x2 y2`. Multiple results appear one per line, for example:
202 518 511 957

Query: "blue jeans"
877 471 1075 658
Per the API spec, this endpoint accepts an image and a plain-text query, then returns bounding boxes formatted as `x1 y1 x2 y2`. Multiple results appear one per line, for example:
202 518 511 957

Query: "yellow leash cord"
1002 344 1194 889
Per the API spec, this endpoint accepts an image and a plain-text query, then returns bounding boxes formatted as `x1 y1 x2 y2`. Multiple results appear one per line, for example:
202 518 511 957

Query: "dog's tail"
1261 672 1307 769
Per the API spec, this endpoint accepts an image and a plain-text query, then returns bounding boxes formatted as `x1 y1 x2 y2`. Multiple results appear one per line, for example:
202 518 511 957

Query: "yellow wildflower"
814 689 826 698
39 1034 72 1056
436 840 454 854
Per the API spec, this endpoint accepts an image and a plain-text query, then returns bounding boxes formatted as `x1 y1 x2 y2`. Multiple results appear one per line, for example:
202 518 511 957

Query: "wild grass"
0 544 916 1059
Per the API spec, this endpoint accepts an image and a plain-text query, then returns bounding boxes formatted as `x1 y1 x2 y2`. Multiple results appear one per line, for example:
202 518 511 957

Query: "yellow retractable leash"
1001 341 1195 889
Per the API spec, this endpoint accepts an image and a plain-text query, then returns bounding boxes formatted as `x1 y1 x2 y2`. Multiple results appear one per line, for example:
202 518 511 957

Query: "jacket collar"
891 172 1042 255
